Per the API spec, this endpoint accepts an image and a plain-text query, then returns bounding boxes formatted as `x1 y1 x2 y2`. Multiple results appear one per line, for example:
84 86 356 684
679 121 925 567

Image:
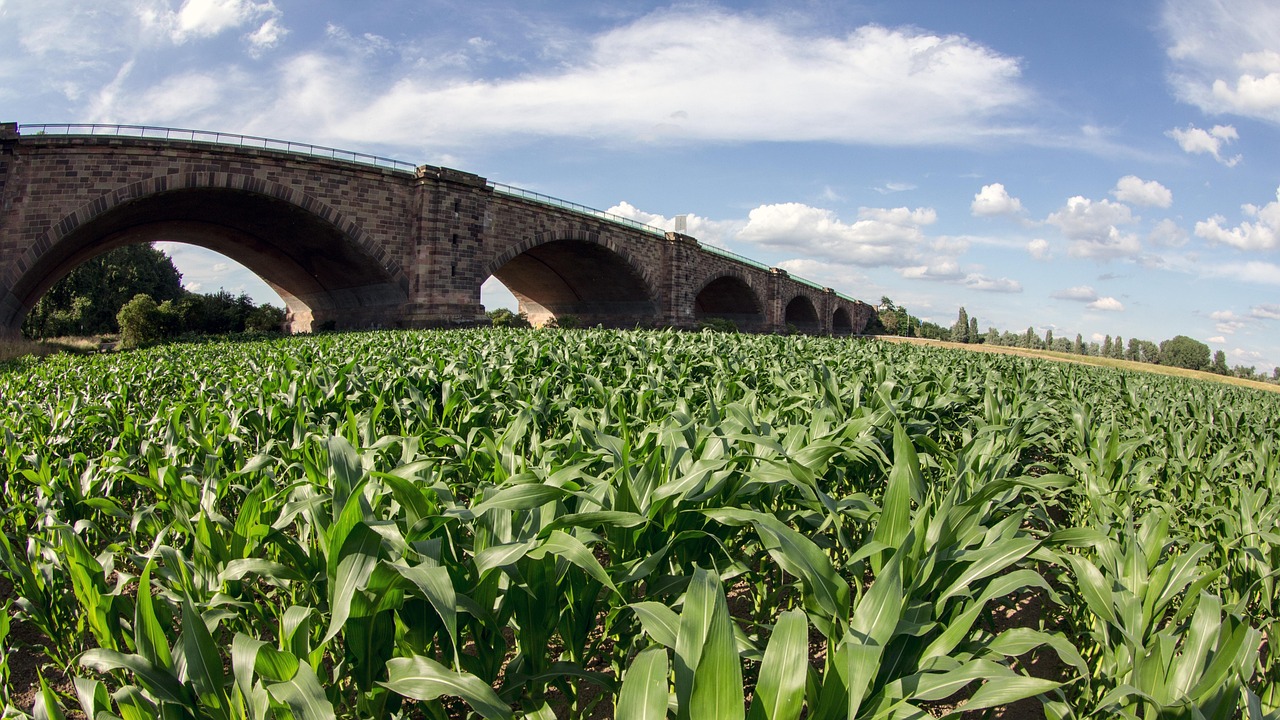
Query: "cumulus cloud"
1166 124 1241 166
1027 238 1052 260
1112 175 1172 208
1194 186 1280 251
1052 286 1099 302
738 202 936 267
1046 196 1141 259
1208 336 1227 343
1163 0 1280 123
1211 310 1249 334
141 0 283 44
1088 297 1125 311
971 183 1024 216
607 201 740 248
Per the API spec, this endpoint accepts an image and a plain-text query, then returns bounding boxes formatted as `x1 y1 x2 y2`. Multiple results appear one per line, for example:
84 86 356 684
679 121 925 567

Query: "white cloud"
738 202 935 267
1209 335 1227 343
1147 218 1188 247
162 0 281 43
901 260 963 281
1164 0 1280 123
874 182 916 194
1052 285 1099 302
1112 175 1172 208
1202 260 1280 285
1046 196 1141 259
607 201 740 248
963 274 1022 293
1252 304 1280 320
1166 124 1241 166
310 10 1033 148
245 16 287 56
1211 310 1248 334
1088 297 1125 311
1027 238 1052 260
1194 186 1280 251
971 182 1024 216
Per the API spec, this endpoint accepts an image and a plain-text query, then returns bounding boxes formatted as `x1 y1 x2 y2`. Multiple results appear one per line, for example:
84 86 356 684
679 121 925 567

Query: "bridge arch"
484 231 658 328
693 273 764 331
784 295 820 334
832 306 854 336
5 173 409 333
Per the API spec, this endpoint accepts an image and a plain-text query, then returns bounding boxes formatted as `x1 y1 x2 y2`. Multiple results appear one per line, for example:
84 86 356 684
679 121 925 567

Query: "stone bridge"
0 123 874 336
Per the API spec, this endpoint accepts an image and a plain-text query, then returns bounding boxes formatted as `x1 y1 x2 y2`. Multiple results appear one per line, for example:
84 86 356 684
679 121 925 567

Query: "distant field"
1 329 1277 718
877 333 1280 394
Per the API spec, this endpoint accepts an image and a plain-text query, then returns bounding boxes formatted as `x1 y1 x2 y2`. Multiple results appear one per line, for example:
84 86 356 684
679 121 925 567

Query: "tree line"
23 244 286 346
871 297 1280 383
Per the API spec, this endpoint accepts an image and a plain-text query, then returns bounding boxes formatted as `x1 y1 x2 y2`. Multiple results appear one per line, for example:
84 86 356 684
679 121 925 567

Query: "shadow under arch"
485 236 658 328
694 274 764 331
784 295 820 334
832 307 854 335
5 181 408 334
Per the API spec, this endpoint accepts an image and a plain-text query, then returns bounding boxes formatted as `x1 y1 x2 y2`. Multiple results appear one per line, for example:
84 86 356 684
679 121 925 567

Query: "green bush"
116 294 164 349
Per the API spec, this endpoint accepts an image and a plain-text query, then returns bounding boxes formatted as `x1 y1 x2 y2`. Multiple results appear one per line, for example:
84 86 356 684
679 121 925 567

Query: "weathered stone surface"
0 131 873 335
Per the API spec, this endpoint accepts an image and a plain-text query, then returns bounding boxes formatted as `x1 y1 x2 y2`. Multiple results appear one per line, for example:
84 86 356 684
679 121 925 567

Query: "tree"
1102 335 1113 358
1159 335 1211 370
23 244 184 338
951 307 970 343
487 308 532 328
1212 350 1229 375
1126 338 1140 362
1111 335 1125 359
986 327 1000 345
116 294 164 349
1074 334 1085 355
968 316 979 343
1024 326 1040 349
1045 329 1054 348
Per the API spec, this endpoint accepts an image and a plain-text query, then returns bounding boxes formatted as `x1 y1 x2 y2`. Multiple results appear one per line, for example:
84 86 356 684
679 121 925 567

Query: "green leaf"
267 662 338 720
527 529 620 596
323 521 383 643
687 569 745 720
180 597 230 718
394 563 458 662
631 602 681 649
748 609 809 720
34 673 68 720
80 649 191 706
617 646 670 720
380 654 512 720
471 483 567 515
134 560 173 671
938 537 1040 604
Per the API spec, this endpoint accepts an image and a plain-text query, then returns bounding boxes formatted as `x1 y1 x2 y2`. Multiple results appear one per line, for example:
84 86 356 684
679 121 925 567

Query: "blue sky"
4 0 1280 372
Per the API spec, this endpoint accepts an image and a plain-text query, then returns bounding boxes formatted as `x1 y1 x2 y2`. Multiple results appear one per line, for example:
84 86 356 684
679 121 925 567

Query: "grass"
876 334 1280 394
0 335 111 362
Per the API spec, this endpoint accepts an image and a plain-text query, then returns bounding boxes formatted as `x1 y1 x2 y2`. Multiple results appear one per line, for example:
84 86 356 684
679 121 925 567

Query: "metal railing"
17 123 419 174
487 182 668 237
17 123 862 304
700 242 772 272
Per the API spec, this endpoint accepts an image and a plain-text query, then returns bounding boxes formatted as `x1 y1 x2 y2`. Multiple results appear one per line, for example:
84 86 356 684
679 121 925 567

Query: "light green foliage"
1 329 1278 718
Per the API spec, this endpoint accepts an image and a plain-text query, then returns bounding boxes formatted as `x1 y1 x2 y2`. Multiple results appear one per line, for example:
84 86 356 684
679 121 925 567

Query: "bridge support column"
661 231 701 329
409 166 491 327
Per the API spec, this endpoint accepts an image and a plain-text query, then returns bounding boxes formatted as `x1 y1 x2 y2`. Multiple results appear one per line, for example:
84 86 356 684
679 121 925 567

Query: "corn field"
1 329 1277 719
